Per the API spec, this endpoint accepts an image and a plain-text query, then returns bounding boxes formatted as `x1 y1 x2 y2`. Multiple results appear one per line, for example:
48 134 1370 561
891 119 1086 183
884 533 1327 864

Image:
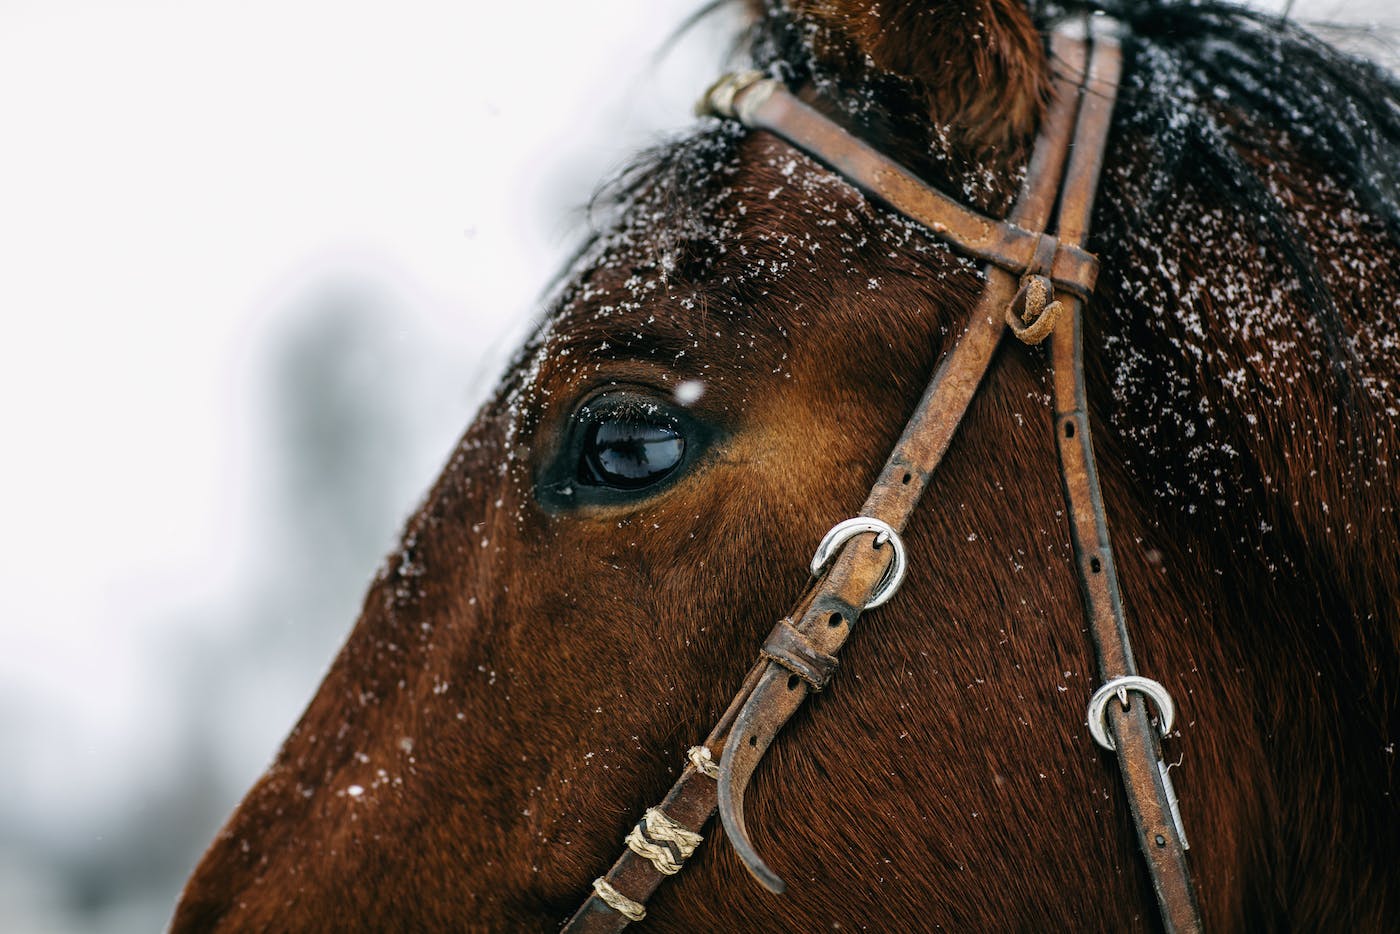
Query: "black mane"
1067 1 1400 238
1063 2 1400 387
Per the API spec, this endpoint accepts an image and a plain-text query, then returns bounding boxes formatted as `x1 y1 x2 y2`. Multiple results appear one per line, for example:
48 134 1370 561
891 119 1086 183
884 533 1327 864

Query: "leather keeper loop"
760 618 839 690
1018 234 1098 302
1050 244 1099 300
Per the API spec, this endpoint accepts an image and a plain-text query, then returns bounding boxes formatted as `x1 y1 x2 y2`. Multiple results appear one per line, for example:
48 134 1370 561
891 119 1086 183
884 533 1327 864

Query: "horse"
174 0 1400 929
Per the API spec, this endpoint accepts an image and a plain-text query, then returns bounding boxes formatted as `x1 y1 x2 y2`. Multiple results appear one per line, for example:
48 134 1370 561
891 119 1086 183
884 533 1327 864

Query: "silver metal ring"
1086 675 1176 751
809 517 907 610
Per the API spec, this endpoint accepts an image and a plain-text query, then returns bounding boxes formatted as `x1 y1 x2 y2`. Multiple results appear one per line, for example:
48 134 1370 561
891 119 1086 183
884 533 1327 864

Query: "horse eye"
578 414 686 491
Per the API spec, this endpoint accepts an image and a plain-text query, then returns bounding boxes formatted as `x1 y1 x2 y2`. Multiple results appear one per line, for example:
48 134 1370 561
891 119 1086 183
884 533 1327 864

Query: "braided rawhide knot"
591 877 646 922
625 807 704 875
1006 273 1063 344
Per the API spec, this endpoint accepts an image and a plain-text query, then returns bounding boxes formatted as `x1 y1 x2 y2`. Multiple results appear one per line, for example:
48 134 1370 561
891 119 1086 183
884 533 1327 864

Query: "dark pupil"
580 417 685 490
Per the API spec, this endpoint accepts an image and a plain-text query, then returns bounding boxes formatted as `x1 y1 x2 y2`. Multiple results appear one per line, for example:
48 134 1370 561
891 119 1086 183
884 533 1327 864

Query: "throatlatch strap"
1045 23 1201 933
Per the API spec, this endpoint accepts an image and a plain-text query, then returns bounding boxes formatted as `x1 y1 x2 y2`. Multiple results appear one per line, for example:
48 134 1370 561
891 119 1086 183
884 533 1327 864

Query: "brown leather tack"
565 16 1202 934
1050 243 1100 299
760 618 839 690
1045 20 1202 934
1006 274 1063 345
1030 232 1059 275
712 17 1096 899
561 663 766 934
729 80 1101 300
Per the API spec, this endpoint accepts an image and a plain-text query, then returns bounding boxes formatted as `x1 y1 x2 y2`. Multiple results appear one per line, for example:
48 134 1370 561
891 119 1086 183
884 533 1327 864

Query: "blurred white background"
0 1 1393 931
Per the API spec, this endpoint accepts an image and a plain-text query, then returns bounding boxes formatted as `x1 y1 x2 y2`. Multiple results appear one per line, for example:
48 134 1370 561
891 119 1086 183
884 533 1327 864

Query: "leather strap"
1045 23 1202 933
562 16 1201 932
760 618 840 690
706 73 1100 301
713 26 1090 896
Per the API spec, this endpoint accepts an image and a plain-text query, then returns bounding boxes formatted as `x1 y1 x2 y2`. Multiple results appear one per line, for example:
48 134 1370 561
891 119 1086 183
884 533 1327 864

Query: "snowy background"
0 1 1392 931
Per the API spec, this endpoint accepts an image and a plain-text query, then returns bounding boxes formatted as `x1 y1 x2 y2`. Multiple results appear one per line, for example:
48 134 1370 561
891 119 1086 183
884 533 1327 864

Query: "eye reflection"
579 416 686 490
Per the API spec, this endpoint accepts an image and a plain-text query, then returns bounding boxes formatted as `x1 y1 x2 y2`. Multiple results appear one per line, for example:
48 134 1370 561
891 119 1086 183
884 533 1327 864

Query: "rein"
564 16 1202 932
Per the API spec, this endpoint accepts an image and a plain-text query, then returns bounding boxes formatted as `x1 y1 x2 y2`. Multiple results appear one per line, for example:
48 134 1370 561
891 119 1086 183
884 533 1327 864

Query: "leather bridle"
564 15 1202 933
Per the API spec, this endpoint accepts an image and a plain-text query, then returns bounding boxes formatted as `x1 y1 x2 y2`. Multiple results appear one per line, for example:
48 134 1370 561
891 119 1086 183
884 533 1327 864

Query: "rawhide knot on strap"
625 807 704 876
1007 273 1062 344
761 618 839 690
1007 233 1068 344
699 70 773 122
686 745 720 779
590 878 646 922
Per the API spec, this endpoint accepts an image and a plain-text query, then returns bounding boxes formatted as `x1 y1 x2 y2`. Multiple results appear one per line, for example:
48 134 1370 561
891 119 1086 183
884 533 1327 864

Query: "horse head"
176 1 1400 929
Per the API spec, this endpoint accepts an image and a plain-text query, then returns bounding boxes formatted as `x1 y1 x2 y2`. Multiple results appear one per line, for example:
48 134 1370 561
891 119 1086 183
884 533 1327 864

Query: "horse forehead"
529 136 922 381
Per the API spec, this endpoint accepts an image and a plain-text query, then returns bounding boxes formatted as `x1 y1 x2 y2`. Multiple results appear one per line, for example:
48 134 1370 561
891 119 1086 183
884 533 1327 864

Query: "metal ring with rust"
809 517 907 610
1086 675 1176 751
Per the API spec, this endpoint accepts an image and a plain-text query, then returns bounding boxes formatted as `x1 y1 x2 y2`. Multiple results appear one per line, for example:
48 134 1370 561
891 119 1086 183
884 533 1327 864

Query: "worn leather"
1046 25 1202 933
728 77 1101 301
714 26 1089 897
760 618 841 690
563 16 1202 933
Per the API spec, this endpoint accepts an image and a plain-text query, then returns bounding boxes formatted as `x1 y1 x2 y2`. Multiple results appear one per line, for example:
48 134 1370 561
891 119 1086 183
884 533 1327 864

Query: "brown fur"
781 0 1049 152
175 2 1399 930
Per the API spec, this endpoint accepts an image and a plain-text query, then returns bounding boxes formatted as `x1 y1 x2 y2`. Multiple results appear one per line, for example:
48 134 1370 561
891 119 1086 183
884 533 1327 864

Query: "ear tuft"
771 0 1050 152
